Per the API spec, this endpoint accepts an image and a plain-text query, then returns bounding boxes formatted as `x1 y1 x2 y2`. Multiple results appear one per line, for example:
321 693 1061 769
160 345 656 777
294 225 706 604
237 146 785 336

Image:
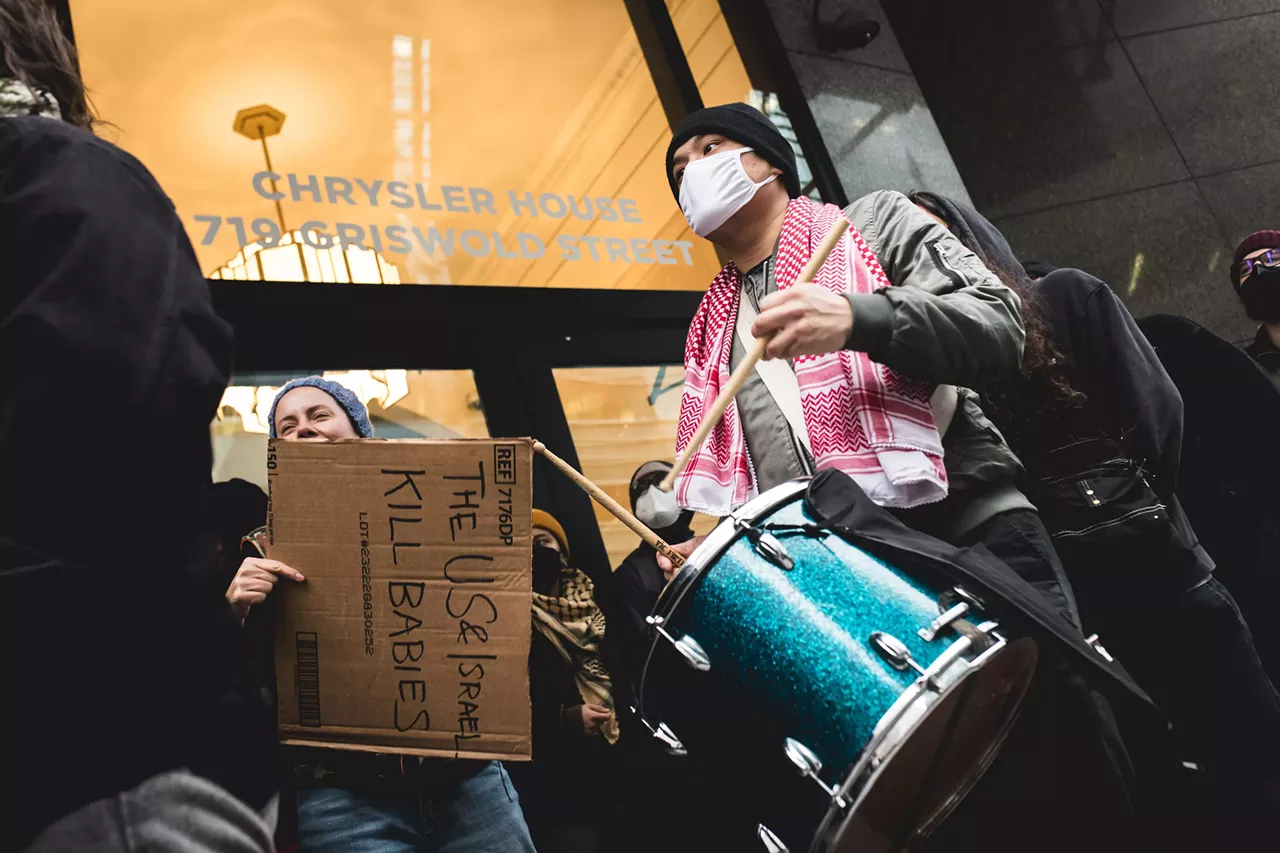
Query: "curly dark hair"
972 254 1089 453
0 0 95 130
906 191 1086 452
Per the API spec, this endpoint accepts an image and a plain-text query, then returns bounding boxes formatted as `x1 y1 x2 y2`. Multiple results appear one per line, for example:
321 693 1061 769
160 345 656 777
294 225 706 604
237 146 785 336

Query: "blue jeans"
296 761 535 853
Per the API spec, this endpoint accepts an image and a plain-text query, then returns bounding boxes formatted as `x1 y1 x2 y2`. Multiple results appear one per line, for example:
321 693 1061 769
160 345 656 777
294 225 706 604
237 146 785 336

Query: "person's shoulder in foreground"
0 112 209 336
0 115 175 212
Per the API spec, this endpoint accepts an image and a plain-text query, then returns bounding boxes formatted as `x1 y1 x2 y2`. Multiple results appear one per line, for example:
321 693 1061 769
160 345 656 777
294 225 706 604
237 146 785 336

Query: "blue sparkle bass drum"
638 480 1038 853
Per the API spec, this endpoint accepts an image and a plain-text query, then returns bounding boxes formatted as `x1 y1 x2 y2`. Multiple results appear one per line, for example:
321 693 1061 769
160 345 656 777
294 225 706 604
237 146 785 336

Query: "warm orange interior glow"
71 0 749 290
74 0 754 565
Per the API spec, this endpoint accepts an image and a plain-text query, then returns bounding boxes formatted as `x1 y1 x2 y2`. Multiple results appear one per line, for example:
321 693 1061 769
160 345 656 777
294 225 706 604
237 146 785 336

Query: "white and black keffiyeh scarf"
0 78 60 121
532 566 619 743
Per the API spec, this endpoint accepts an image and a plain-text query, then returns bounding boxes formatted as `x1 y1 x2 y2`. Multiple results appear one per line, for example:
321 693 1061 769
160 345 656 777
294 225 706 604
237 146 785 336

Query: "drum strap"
736 289 813 455
737 290 959 443
930 383 958 438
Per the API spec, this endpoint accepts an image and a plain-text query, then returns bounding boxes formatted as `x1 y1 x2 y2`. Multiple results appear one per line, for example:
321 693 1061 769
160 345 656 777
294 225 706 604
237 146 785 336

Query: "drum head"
825 637 1038 853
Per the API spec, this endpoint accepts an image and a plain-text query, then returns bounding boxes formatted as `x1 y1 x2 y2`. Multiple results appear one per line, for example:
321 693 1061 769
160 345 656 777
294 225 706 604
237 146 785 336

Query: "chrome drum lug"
757 824 788 853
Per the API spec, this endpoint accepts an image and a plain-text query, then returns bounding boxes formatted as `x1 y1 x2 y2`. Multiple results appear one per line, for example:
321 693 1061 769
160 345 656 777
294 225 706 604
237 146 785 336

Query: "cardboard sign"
268 438 532 760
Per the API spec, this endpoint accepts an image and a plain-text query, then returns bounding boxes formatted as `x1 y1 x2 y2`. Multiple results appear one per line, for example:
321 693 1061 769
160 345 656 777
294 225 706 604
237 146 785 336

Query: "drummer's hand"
226 558 305 621
657 536 706 582
752 282 852 360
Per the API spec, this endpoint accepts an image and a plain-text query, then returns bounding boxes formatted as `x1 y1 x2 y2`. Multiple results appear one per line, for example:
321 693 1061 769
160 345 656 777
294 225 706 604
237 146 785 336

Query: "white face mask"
634 483 683 529
678 146 777 238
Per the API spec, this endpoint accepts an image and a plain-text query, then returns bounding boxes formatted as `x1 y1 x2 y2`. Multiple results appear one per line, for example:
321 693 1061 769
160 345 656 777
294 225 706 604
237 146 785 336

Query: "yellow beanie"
531 509 570 559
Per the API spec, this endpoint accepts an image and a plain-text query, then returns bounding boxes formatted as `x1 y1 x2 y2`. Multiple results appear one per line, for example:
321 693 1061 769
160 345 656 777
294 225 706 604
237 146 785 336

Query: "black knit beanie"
666 103 801 201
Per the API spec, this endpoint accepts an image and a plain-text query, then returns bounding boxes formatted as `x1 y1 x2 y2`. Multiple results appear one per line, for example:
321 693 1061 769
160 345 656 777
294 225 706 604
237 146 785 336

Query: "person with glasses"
1231 230 1280 382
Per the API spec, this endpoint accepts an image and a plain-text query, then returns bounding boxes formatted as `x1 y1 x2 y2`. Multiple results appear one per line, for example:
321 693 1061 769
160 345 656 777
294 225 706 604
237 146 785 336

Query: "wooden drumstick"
533 441 686 569
659 217 851 492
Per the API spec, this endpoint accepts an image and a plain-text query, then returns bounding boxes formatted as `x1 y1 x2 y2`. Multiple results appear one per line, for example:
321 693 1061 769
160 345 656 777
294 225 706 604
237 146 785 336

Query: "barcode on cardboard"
494 444 517 484
296 632 322 727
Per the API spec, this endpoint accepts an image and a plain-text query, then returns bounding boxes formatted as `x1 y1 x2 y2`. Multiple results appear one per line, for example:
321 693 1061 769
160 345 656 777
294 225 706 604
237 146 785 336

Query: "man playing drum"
654 104 1147 853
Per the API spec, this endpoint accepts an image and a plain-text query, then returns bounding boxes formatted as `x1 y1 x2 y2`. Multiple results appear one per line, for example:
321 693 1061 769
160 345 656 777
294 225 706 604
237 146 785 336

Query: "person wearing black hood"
910 190 1280 846
606 462 722 853
1231 230 1280 382
611 461 697 683
1028 261 1280 680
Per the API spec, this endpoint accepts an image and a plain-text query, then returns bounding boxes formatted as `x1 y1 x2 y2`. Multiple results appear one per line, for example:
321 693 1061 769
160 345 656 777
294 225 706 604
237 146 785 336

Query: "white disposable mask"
678 146 777 237
634 483 682 529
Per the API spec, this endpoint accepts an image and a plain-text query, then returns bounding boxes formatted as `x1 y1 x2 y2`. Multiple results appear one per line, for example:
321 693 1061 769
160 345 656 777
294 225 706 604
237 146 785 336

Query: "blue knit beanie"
268 376 374 438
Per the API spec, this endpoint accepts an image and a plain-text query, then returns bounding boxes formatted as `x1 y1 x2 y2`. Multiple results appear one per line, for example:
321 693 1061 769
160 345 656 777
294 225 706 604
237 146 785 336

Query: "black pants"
1072 572 1280 847
960 509 1083 630
919 510 1143 853
1174 464 1280 685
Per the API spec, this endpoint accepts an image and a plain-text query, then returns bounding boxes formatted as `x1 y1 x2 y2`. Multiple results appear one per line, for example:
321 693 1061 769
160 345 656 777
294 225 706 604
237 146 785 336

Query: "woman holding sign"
224 377 536 853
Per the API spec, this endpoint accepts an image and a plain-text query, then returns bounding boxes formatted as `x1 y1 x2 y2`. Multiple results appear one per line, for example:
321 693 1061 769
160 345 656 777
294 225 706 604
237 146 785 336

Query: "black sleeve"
612 561 649 646
528 634 571 756
1065 279 1184 495
611 555 664 691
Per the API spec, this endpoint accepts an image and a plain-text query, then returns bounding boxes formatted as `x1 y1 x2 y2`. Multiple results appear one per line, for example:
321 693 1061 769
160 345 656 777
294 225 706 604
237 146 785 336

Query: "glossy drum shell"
640 482 1033 852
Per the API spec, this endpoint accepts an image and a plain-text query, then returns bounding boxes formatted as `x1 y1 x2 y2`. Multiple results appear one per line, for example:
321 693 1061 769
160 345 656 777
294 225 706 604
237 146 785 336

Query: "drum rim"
636 479 809 728
811 635 1039 853
654 478 811 621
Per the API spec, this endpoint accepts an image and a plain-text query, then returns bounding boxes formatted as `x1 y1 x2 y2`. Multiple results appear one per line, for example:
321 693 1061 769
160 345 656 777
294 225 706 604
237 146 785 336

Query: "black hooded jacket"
0 117 275 848
1246 325 1280 381
912 192 1186 494
612 521 694 671
911 193 1211 587
1137 313 1280 679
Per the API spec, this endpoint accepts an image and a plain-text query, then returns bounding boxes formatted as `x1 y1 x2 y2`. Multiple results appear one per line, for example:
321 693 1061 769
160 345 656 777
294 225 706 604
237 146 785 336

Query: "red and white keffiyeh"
673 197 948 516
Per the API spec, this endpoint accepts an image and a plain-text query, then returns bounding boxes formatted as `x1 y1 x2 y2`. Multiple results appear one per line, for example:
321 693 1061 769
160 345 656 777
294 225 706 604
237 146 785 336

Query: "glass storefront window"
71 0 722 289
553 366 717 566
667 0 821 199
667 0 752 106
214 367 715 567
211 369 486 487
